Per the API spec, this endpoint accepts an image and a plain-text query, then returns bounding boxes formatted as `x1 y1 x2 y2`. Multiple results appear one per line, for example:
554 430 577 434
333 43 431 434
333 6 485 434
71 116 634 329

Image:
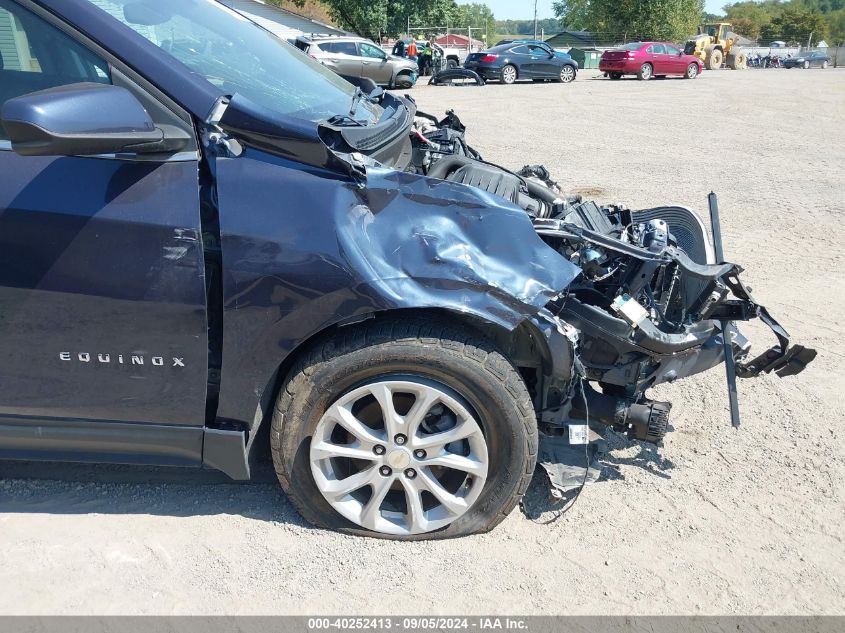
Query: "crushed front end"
408 109 816 486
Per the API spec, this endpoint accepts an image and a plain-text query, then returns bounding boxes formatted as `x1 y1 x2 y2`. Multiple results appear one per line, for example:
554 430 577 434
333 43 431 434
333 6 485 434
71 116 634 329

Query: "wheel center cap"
386 448 411 469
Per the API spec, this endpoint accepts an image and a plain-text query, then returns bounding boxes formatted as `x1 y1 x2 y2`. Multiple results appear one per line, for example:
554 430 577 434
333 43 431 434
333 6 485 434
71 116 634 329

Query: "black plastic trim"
0 415 202 467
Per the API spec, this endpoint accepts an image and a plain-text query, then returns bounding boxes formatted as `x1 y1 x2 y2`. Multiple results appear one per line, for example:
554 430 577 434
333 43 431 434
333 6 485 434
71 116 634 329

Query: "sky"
458 0 727 21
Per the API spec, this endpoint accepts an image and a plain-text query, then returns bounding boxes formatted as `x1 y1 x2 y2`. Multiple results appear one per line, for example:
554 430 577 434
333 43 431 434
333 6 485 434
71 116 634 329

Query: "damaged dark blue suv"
0 0 814 538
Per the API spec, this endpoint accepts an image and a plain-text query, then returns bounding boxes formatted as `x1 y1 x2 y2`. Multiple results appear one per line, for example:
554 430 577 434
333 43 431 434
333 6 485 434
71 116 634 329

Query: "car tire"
637 62 653 80
558 65 576 83
609 72 622 80
803 61 810 69
705 48 723 70
447 59 459 69
685 63 699 79
501 64 518 84
271 316 538 540
822 61 828 69
395 72 414 89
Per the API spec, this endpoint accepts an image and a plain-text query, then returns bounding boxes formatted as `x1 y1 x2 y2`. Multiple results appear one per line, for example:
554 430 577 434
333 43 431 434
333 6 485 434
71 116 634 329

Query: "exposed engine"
408 109 816 445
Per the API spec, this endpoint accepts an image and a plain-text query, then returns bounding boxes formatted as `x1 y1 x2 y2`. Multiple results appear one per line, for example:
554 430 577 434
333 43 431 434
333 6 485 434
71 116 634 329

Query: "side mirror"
1 83 185 157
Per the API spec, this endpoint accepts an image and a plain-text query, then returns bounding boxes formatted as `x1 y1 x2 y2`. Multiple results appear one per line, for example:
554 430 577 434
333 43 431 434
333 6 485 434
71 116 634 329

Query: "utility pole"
807 31 813 50
533 0 538 39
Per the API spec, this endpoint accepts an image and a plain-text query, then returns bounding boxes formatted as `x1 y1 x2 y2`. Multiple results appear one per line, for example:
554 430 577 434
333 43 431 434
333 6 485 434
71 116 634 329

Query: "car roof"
305 35 368 43
498 39 546 45
487 42 541 52
621 42 679 48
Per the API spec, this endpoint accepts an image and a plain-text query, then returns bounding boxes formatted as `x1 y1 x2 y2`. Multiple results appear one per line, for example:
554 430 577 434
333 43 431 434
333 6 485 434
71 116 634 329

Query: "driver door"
664 44 685 73
527 44 558 78
358 41 392 85
0 1 208 431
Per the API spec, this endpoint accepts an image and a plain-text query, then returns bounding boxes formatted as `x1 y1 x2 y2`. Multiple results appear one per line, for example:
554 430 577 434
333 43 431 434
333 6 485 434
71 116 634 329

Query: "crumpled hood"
337 167 582 323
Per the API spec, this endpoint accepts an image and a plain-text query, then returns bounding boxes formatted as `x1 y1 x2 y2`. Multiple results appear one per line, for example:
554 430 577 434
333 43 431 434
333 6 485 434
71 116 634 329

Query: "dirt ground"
1 69 843 616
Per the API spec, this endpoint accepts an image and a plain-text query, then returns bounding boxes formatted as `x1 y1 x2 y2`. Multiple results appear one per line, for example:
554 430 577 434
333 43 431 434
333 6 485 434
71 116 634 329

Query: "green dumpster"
568 47 601 69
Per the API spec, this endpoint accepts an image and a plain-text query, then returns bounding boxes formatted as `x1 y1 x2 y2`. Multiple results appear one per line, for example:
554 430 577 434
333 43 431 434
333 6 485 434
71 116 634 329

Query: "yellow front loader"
684 22 747 70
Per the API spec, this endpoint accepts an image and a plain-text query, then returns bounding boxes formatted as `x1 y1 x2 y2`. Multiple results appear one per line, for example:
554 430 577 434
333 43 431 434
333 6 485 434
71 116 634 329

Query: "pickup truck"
0 0 814 540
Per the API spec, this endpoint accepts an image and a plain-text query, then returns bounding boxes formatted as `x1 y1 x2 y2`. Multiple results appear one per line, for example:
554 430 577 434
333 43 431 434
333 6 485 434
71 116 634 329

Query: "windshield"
82 0 382 124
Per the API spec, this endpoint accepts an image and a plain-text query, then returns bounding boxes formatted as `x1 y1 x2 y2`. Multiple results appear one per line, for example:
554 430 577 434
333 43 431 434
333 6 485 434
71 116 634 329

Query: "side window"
511 45 530 55
323 41 358 56
665 44 680 55
0 0 111 141
651 44 666 54
359 42 385 59
527 45 547 57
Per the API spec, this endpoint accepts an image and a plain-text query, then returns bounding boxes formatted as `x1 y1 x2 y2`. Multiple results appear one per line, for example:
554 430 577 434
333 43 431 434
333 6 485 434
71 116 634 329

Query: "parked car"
0 0 813 539
494 38 573 61
783 51 831 69
600 41 703 80
294 35 418 89
464 42 578 83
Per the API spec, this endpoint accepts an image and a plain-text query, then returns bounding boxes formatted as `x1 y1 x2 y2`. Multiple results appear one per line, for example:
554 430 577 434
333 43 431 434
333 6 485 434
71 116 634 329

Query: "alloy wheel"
687 64 698 79
309 378 489 535
560 66 575 83
502 65 517 84
641 63 652 80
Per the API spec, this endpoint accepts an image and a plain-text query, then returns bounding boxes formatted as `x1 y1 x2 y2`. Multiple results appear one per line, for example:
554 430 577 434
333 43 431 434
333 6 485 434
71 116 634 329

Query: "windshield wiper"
349 86 365 116
348 85 384 116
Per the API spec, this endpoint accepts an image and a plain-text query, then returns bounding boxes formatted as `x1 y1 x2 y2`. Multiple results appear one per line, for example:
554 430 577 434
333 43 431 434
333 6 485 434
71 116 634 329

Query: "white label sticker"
568 424 589 445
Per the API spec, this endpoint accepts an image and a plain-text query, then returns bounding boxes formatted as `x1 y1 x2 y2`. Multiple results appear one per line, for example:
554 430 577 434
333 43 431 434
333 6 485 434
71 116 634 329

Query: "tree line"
495 18 562 36
272 0 842 48
720 1 844 44
271 0 496 42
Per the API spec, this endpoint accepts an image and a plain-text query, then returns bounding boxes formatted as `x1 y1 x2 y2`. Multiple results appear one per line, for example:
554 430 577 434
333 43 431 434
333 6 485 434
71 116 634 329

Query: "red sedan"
599 42 703 80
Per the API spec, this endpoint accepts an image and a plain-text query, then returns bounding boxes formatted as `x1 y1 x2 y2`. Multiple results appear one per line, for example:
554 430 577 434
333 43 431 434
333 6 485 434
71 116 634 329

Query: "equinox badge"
59 352 185 367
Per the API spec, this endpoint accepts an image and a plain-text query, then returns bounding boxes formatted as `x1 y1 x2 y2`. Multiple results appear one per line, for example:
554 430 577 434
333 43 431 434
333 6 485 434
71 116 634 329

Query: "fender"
211 149 581 428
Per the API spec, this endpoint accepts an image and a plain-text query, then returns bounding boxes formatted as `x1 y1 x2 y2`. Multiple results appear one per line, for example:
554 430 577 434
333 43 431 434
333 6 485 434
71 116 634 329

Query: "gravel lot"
1 68 843 616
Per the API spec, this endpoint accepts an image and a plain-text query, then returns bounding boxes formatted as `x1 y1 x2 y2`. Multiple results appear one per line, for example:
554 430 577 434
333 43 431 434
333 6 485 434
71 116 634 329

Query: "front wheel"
394 73 414 89
637 62 653 80
558 65 576 83
706 48 723 70
271 317 537 539
685 63 699 79
501 64 518 84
